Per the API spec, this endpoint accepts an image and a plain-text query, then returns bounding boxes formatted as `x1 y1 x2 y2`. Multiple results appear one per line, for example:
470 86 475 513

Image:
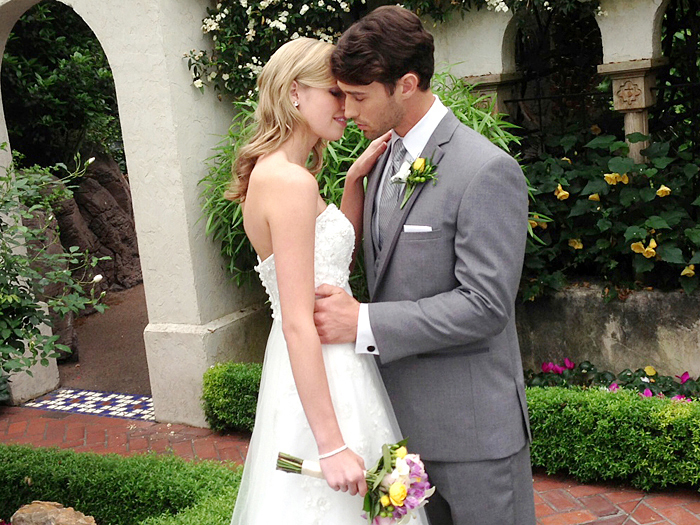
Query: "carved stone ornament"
616 80 643 108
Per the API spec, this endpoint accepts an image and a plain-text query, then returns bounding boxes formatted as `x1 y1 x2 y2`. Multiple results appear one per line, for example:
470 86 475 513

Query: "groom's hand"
314 284 359 344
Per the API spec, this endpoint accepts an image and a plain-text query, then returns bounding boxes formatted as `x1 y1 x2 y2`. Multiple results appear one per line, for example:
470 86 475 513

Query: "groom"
314 6 536 525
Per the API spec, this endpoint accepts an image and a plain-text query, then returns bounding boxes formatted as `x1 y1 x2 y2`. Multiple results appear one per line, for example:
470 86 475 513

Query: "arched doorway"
2 0 150 397
0 0 269 426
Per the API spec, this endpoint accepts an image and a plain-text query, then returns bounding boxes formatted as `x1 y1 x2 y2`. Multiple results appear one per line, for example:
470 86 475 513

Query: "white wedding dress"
230 204 427 525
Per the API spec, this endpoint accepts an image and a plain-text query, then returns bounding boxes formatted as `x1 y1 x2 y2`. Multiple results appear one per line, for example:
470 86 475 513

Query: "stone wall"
517 285 700 377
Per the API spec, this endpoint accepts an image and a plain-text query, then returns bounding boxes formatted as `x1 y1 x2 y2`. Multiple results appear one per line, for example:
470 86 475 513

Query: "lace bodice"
254 204 355 320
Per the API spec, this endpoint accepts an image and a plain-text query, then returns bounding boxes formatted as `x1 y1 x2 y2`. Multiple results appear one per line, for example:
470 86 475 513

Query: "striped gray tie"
377 139 407 251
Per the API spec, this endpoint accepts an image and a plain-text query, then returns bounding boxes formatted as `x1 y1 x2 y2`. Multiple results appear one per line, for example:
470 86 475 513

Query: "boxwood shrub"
202 362 700 491
0 445 241 525
202 362 262 432
528 386 700 491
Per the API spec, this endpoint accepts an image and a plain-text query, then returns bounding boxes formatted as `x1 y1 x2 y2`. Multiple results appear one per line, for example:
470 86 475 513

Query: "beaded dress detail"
230 204 426 525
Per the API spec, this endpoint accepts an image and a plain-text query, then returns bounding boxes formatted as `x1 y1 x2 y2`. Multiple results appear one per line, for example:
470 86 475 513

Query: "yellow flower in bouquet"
389 482 408 506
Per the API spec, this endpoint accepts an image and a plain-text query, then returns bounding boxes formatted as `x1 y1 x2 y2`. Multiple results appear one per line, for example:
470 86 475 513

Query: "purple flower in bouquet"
364 442 435 524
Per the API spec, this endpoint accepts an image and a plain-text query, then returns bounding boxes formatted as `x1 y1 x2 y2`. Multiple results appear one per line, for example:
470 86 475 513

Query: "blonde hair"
225 38 336 202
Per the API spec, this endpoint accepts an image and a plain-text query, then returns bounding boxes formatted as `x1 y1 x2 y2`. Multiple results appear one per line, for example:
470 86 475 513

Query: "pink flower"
552 364 566 374
564 358 575 369
672 395 689 402
373 517 394 525
542 362 555 373
642 388 653 397
676 372 691 384
608 383 619 392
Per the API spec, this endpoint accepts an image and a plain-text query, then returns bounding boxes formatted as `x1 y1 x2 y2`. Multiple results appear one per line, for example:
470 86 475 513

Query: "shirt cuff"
355 303 379 355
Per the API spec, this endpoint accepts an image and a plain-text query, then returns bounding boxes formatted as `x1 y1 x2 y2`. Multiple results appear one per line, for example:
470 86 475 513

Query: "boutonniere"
390 157 438 209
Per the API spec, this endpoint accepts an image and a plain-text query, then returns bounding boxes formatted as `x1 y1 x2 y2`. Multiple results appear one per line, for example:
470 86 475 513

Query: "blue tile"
24 388 155 421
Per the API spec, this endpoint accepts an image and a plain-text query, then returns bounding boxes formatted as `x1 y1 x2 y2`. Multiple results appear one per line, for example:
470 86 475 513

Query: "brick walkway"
2 405 700 525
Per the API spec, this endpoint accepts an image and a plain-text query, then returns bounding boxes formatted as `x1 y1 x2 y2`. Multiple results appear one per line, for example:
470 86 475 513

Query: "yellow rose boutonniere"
391 157 438 209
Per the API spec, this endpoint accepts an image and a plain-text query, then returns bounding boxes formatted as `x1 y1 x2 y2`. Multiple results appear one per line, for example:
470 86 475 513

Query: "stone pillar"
462 72 521 115
598 58 667 163
595 0 671 162
429 7 518 115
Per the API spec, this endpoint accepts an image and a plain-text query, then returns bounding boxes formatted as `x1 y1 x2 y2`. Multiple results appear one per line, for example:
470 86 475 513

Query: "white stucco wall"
430 8 516 78
0 0 268 426
597 0 671 63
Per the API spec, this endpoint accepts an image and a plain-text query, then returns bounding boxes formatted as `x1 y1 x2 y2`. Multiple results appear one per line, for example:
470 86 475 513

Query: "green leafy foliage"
522 131 700 300
202 362 262 432
185 0 367 99
527 387 700 491
1 2 122 168
0 445 241 525
0 148 106 401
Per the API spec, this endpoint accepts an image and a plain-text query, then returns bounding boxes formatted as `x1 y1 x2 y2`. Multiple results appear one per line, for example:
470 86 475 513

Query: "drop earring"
293 100 299 108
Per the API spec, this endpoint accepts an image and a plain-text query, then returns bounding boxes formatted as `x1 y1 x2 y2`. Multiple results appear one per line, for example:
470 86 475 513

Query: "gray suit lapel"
371 112 460 298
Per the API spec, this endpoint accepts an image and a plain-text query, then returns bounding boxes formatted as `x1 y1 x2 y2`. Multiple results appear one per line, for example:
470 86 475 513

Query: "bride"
227 38 428 525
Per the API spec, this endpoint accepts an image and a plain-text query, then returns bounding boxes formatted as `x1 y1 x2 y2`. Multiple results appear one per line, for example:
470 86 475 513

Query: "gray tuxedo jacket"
364 109 531 463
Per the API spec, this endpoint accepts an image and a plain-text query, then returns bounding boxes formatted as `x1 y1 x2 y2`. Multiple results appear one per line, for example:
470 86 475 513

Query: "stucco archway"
0 0 268 426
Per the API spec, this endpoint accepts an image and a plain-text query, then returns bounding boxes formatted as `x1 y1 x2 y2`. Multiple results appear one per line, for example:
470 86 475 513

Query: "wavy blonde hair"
225 38 336 202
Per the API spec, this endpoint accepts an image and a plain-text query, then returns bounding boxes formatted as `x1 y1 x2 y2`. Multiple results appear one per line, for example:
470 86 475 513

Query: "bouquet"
277 439 435 524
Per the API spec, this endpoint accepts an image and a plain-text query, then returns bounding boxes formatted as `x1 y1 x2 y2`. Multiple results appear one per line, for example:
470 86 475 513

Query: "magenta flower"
564 358 575 369
608 383 619 392
542 362 555 373
642 388 653 397
676 371 691 384
552 364 566 374
671 395 688 402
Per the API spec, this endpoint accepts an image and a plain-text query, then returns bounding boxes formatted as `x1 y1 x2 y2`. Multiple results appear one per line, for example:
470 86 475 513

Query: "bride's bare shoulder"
250 153 318 196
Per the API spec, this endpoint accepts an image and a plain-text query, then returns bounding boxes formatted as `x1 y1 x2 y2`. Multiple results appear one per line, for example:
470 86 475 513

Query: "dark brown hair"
330 5 434 91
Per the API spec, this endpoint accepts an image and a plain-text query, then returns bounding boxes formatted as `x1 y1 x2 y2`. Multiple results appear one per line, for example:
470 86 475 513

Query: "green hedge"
202 362 262 432
0 445 241 525
528 387 700 491
202 362 700 491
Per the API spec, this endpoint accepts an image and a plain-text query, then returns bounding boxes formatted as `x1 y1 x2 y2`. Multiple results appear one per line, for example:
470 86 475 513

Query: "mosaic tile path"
1 404 700 524
23 388 155 421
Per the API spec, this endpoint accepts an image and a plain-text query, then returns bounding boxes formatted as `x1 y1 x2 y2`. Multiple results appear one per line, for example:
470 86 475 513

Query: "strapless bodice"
254 204 355 319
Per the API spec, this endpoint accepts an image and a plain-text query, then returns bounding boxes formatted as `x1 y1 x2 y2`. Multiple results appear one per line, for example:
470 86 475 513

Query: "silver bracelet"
318 444 348 460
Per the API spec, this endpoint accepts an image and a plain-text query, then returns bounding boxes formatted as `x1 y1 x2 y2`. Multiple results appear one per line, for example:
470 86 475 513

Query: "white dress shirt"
356 95 448 355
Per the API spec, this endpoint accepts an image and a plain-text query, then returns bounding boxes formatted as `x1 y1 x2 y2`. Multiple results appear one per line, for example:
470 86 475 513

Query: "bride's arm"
340 131 391 266
267 167 367 496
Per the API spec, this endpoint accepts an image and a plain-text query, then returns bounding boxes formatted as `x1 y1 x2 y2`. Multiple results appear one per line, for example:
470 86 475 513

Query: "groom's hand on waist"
314 284 359 345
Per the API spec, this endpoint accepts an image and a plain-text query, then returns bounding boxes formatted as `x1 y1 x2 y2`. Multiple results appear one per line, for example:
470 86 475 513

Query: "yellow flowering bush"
523 132 700 300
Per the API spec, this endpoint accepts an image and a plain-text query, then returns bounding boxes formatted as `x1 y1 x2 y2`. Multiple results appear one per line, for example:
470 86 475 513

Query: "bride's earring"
293 100 299 108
